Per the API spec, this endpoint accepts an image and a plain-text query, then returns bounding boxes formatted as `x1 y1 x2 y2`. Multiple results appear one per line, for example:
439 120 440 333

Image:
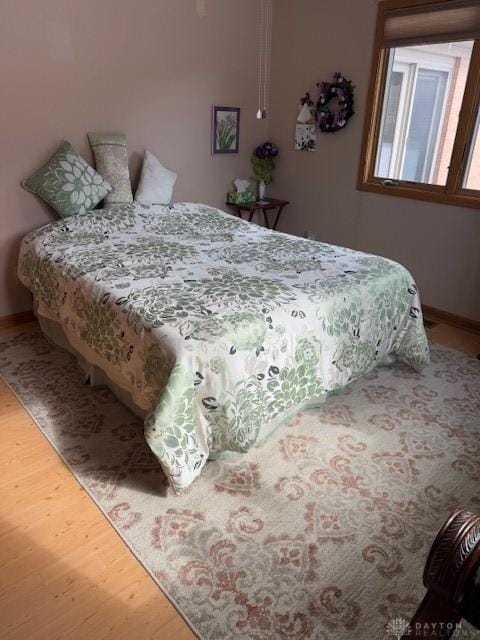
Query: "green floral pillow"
22 141 113 218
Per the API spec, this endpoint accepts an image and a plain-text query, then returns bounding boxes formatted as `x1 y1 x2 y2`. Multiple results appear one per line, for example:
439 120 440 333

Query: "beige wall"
2 0 479 321
269 0 480 321
0 0 267 316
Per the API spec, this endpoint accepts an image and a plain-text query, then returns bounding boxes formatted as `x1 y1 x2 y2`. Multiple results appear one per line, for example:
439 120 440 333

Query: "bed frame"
404 508 480 638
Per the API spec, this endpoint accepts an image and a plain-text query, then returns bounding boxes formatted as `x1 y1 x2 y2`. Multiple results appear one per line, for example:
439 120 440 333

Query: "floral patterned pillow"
87 132 133 204
22 141 113 218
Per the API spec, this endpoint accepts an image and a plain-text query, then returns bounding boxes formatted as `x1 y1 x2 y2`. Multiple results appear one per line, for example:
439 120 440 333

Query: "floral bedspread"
18 202 429 491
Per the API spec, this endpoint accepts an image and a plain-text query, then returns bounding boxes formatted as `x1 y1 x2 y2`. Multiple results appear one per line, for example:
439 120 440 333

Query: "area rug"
1 329 479 640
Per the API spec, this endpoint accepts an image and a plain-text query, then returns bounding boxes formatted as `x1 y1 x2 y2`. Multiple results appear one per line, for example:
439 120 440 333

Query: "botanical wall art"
212 106 240 154
294 93 316 152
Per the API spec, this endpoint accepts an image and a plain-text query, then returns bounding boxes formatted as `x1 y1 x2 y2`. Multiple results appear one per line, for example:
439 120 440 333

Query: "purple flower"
317 81 330 98
255 141 279 159
300 92 313 106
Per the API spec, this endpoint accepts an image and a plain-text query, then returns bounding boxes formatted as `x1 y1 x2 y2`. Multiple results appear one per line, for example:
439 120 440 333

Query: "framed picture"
212 106 240 154
295 124 316 152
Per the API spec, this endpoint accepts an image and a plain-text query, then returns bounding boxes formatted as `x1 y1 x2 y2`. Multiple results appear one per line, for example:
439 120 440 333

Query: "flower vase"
258 180 267 201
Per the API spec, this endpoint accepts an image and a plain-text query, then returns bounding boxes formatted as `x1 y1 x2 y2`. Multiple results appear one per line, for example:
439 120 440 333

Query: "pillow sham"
22 141 113 218
87 132 133 204
134 150 177 206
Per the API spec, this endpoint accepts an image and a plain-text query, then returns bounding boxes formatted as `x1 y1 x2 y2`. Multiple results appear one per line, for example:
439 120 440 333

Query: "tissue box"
227 190 256 204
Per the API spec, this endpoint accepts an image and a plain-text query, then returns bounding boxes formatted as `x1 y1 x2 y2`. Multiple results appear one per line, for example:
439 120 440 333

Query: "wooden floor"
0 320 478 640
0 322 196 640
424 321 480 357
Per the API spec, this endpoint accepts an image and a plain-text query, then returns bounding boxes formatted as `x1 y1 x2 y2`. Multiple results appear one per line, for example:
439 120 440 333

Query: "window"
358 0 480 209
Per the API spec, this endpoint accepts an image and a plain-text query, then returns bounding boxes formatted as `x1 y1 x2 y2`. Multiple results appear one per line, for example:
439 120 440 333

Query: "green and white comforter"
18 202 429 491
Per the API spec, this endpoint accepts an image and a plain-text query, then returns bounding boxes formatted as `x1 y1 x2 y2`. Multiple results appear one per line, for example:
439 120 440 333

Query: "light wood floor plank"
0 369 195 639
425 322 480 356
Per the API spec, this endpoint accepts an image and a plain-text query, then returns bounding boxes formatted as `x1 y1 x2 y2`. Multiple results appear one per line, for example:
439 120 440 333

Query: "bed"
18 202 429 491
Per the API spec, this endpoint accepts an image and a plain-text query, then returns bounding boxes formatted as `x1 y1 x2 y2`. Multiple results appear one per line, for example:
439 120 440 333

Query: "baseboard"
422 305 480 336
0 309 36 331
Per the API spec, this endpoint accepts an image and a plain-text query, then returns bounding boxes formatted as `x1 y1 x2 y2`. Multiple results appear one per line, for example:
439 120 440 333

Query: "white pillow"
134 150 177 205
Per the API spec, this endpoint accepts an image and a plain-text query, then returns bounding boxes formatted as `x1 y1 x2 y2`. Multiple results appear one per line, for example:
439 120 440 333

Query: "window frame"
358 0 480 209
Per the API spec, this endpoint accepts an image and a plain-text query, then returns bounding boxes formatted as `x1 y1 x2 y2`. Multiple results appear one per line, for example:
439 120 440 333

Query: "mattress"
18 202 429 491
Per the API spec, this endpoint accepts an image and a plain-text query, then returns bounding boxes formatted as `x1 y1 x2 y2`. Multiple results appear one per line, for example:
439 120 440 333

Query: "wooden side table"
226 198 290 230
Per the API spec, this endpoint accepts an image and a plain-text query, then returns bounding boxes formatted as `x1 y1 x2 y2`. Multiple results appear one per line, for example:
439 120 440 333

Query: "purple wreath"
314 72 355 133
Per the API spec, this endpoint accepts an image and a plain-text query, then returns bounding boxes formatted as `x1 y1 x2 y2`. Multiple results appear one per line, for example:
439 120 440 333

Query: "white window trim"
378 45 458 183
390 61 415 178
396 50 455 183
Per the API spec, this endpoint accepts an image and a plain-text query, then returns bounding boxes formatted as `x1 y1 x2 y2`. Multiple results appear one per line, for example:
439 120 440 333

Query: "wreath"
301 72 355 133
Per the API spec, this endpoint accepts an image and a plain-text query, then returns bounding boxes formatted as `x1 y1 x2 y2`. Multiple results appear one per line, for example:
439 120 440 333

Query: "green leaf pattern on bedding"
73 290 126 365
18 202 429 491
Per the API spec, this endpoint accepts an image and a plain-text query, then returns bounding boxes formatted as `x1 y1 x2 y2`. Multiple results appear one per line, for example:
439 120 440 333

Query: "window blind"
383 0 480 47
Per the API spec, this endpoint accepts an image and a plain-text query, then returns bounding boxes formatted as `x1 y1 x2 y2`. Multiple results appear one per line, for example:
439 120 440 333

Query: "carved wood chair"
403 508 480 639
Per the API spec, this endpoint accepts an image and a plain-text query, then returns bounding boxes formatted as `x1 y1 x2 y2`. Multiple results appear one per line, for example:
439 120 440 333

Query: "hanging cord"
257 0 265 118
262 0 271 118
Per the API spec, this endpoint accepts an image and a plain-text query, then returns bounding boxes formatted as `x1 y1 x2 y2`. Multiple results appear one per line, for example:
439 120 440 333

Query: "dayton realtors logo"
386 617 473 638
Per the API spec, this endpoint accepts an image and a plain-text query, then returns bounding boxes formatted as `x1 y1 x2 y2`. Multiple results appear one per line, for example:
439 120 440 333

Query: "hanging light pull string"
257 0 265 119
262 0 271 119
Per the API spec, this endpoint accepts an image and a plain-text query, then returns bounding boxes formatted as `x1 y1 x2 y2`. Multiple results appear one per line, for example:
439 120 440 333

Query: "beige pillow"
87 132 133 204
134 150 177 206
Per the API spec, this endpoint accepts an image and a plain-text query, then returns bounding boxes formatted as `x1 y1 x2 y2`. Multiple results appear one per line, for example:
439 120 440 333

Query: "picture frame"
295 124 316 152
212 106 240 154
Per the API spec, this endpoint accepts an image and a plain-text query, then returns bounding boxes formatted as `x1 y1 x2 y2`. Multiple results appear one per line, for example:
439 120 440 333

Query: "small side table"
227 198 290 230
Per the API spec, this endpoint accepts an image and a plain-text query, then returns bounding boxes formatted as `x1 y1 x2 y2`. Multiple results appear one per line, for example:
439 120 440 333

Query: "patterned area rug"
1 329 479 640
